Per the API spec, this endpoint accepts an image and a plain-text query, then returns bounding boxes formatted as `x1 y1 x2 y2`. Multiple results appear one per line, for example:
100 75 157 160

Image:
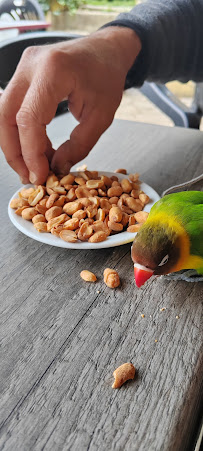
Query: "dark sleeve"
103 0 203 87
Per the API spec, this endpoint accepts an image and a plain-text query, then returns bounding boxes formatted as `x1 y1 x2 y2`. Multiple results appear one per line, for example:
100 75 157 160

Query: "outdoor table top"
0 114 203 451
0 20 50 32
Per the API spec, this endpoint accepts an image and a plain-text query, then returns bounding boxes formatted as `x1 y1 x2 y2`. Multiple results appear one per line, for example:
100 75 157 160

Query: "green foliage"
38 0 85 14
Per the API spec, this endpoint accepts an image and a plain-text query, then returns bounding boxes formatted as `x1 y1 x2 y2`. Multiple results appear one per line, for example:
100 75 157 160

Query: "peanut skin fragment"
112 363 136 389
80 270 97 282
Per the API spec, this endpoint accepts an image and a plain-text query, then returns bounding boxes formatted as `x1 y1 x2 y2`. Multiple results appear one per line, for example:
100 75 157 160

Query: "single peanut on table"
112 363 136 389
103 268 120 288
80 270 97 282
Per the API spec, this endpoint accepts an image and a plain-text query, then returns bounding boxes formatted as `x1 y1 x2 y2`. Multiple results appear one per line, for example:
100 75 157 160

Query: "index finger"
16 80 61 185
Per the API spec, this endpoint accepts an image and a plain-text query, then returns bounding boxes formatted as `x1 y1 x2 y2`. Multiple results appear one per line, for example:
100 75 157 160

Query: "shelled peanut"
10 170 150 243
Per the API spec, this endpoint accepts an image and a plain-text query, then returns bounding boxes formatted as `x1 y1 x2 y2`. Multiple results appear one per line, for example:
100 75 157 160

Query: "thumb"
51 109 114 175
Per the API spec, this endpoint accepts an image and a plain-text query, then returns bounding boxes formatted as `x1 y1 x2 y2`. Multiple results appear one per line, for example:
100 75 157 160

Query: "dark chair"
0 31 83 115
140 81 202 129
0 0 45 22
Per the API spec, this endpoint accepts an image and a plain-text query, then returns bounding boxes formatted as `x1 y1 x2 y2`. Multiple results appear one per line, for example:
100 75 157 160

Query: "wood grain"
0 117 202 451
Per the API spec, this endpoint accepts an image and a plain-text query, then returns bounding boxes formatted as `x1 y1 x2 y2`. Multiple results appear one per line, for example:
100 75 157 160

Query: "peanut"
47 213 68 232
112 363 136 389
109 196 119 205
128 215 136 226
46 193 59 209
35 204 47 215
10 198 26 209
89 189 98 196
60 174 75 186
101 175 112 187
108 221 123 232
109 206 122 223
127 224 142 233
88 231 107 243
66 188 77 201
103 268 120 288
86 179 104 189
80 270 97 282
46 173 59 189
54 195 67 207
28 186 45 206
63 218 79 230
139 193 150 204
121 212 129 227
50 224 64 236
45 206 63 222
125 197 143 212
75 177 86 186
95 208 106 222
131 189 139 199
86 205 98 219
21 207 37 220
129 173 139 182
107 186 123 198
63 201 82 216
78 222 93 241
59 230 77 243
75 187 91 199
72 209 87 220
15 206 30 216
34 222 48 233
32 214 46 224
134 211 149 223
93 220 110 236
115 168 127 174
19 187 35 199
52 185 66 195
98 188 107 197
121 178 132 193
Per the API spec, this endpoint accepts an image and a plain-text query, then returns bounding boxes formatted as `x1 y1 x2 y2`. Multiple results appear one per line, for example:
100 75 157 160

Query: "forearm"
104 0 203 87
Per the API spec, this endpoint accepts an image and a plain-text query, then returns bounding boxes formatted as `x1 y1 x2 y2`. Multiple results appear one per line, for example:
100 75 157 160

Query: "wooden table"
0 115 203 451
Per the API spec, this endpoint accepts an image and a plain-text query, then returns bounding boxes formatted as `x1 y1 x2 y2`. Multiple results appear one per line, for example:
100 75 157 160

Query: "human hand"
0 28 141 184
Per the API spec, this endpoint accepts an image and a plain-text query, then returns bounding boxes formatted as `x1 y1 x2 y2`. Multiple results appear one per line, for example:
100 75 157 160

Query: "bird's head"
131 222 181 287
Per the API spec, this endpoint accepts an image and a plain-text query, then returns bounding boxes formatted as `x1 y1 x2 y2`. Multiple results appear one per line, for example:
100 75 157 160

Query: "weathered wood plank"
0 117 202 451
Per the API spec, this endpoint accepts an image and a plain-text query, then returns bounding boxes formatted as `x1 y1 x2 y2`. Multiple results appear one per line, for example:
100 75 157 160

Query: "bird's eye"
158 254 169 266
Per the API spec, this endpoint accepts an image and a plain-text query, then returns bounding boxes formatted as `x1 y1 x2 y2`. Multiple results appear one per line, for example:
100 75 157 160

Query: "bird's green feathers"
149 191 203 269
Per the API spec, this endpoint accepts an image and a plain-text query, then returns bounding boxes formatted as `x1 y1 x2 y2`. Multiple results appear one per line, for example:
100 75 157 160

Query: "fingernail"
29 171 37 184
20 176 29 185
52 162 71 176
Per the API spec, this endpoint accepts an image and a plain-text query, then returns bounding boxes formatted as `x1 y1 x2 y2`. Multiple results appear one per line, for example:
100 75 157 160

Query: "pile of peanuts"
10 169 150 244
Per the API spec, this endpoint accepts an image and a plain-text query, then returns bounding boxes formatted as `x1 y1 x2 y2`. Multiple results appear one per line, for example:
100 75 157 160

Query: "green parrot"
131 191 203 287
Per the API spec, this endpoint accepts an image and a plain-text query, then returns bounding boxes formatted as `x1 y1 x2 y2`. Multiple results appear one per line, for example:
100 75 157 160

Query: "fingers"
51 108 114 175
0 47 66 185
14 79 59 185
0 79 30 183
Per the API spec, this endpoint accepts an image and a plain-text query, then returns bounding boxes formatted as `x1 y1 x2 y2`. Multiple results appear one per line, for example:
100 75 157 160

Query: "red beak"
134 264 154 288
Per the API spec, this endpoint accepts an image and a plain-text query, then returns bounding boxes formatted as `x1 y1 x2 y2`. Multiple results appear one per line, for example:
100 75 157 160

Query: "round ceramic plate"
8 172 160 249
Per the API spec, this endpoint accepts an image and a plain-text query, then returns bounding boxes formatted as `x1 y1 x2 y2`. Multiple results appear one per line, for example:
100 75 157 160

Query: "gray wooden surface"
0 116 203 451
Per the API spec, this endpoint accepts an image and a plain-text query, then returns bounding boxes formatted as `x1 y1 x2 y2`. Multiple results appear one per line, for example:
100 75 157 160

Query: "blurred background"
0 0 196 128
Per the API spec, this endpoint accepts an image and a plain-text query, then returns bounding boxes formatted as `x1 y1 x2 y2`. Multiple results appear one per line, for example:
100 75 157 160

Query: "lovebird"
131 191 203 287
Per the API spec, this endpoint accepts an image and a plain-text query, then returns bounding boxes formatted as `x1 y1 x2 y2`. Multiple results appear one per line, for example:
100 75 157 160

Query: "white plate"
8 172 160 249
